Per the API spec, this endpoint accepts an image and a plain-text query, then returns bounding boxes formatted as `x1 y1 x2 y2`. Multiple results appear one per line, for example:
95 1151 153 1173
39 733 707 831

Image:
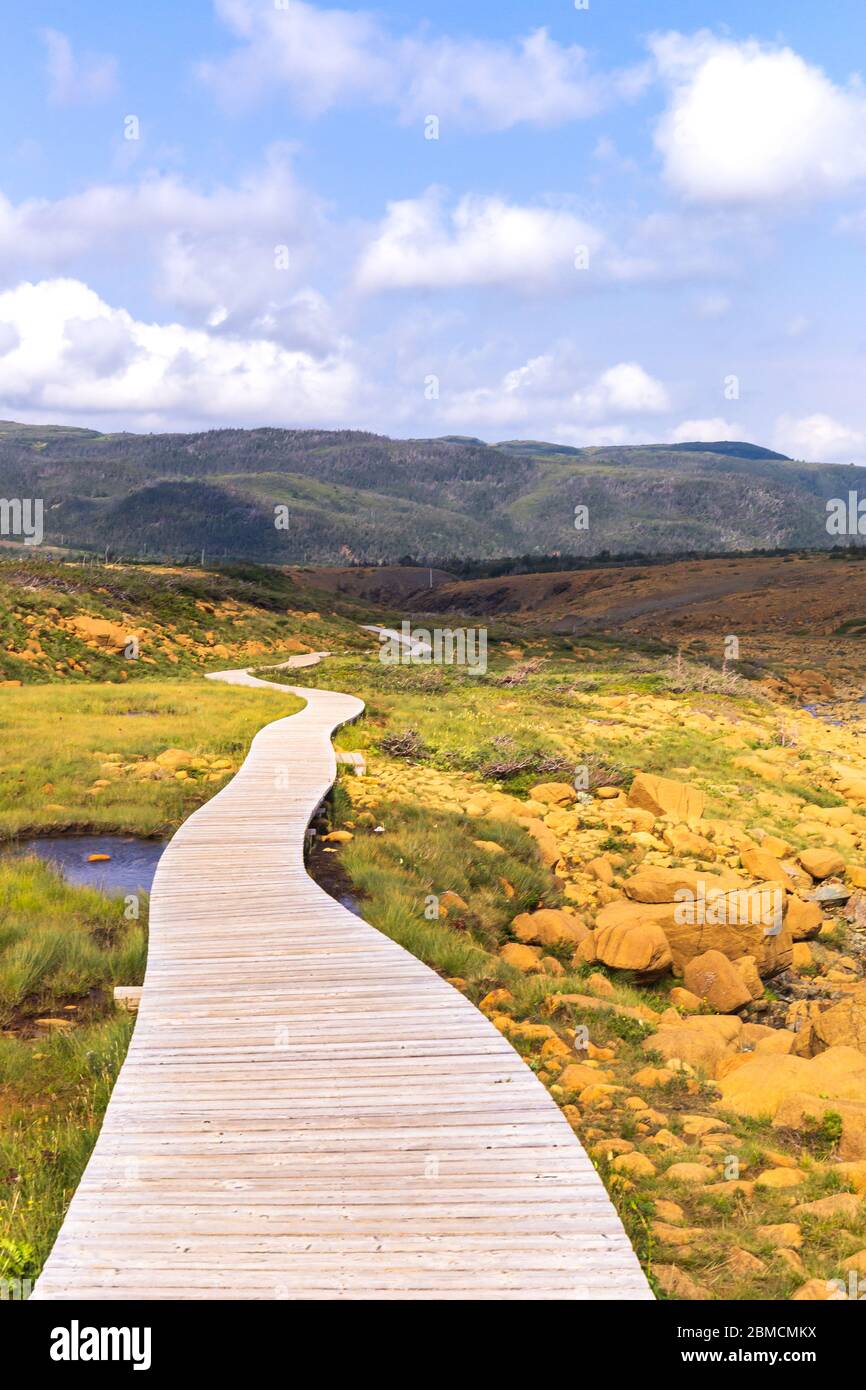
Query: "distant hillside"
0 422 860 562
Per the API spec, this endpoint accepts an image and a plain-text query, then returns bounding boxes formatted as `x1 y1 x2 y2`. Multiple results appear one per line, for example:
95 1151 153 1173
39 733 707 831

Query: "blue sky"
1 0 866 460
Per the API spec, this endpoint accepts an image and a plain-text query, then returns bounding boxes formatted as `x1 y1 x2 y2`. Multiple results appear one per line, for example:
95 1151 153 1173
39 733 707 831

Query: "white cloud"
355 189 602 293
549 423 650 449
0 151 338 347
0 278 358 429
199 0 644 129
575 362 670 416
438 353 670 435
0 149 314 268
199 0 393 116
0 321 19 356
669 417 740 443
41 28 118 106
652 30 866 203
773 412 866 463
399 28 625 131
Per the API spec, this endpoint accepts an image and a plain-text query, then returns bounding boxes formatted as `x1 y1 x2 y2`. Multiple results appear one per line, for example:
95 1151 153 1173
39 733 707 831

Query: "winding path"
33 656 651 1300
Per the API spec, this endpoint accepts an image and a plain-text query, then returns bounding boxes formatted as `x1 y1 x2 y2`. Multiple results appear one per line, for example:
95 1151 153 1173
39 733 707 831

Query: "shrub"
376 728 429 760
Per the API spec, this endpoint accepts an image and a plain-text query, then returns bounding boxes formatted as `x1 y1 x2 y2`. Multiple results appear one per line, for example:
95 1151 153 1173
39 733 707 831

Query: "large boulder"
155 747 196 770
740 847 789 883
595 885 792 976
627 772 705 822
499 942 544 972
594 920 672 980
785 896 823 941
511 908 589 948
528 782 577 806
810 997 866 1057
716 1046 866 1120
664 885 793 977
773 1094 866 1161
69 615 136 652
684 950 752 1014
624 867 745 905
644 1014 742 1076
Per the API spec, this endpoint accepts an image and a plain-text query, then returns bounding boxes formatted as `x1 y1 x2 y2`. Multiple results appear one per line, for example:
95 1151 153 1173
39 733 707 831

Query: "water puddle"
3 834 167 895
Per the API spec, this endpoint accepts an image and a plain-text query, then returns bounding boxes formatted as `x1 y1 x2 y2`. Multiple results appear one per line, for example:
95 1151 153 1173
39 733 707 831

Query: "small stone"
611 1152 656 1178
755 1168 805 1189
654 1265 713 1300
653 1222 702 1246
665 1162 712 1185
654 1199 685 1224
790 1278 838 1301
473 839 505 855
727 1247 767 1278
798 849 845 880
499 942 543 971
756 1223 802 1249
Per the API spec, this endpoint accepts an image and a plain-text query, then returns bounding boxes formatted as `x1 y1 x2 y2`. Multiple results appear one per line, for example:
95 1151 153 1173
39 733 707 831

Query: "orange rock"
627 772 705 822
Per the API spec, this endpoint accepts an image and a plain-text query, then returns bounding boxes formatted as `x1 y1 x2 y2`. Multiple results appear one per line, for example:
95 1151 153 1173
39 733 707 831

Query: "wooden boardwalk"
33 669 652 1300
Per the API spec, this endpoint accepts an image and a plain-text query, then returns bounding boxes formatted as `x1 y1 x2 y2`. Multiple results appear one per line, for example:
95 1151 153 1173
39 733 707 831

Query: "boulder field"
343 701 866 1300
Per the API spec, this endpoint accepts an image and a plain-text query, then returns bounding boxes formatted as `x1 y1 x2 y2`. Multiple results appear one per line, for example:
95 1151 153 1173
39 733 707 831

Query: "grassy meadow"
0 680 303 839
0 860 143 1289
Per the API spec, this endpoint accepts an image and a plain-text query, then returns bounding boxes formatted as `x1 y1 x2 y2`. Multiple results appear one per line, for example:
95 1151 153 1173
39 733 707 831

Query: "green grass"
340 798 557 982
0 857 147 1029
0 1016 134 1286
0 680 303 839
0 556 369 685
0 857 153 1286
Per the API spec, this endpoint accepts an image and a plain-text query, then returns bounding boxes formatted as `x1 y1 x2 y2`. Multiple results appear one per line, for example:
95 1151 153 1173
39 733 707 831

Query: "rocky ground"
327 683 866 1301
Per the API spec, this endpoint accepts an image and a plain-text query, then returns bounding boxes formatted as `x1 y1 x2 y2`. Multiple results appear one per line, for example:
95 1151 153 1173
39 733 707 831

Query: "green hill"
0 422 860 562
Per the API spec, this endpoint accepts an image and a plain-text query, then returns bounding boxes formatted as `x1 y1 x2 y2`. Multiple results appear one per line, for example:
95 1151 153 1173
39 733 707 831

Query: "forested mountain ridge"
0 420 859 562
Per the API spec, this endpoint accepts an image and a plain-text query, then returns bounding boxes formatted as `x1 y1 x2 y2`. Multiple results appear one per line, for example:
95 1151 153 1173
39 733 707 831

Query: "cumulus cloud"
0 278 358 430
400 29 633 131
42 28 118 106
652 30 866 203
355 189 602 293
773 412 866 463
0 150 338 347
439 353 670 435
668 417 740 443
199 0 645 129
575 362 670 416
